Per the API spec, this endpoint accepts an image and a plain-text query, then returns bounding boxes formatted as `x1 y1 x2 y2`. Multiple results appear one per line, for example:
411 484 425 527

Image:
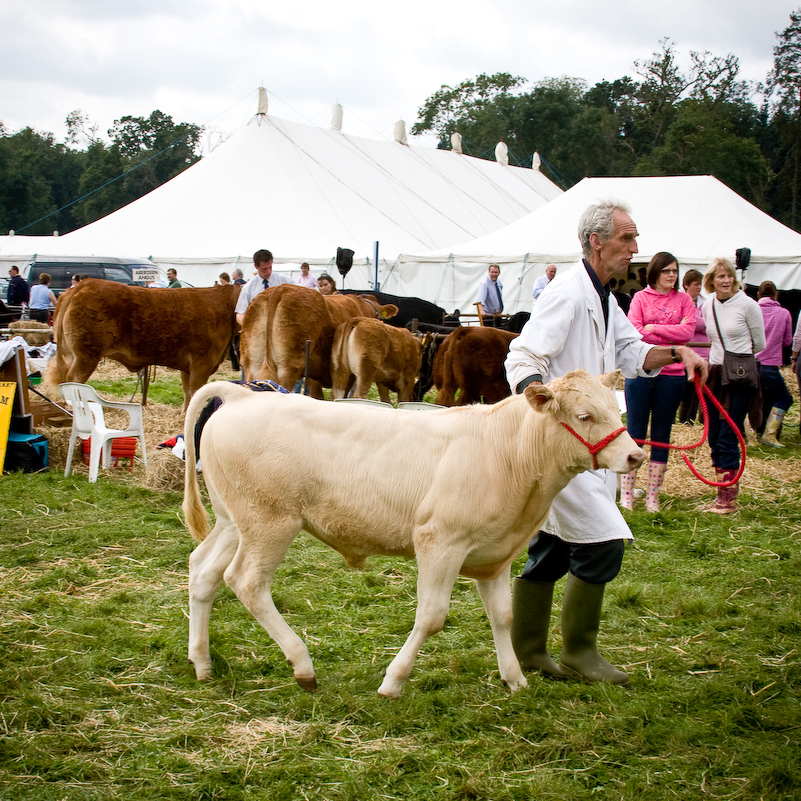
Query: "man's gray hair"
232 268 243 279
578 200 631 259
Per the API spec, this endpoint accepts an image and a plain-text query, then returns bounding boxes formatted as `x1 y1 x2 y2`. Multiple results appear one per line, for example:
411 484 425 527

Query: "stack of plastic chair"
58 382 147 482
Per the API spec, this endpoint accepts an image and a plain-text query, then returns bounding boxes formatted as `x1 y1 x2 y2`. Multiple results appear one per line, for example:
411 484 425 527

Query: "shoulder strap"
712 301 726 350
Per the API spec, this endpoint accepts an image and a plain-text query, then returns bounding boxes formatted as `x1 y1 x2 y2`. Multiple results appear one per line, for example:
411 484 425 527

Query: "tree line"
2 11 801 237
412 13 801 232
0 110 202 236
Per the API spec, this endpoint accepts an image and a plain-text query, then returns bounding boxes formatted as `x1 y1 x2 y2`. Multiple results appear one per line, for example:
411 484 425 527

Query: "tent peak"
257 87 269 116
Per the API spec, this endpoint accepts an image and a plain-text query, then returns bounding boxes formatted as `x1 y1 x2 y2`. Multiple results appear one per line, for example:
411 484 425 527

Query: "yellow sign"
0 382 17 470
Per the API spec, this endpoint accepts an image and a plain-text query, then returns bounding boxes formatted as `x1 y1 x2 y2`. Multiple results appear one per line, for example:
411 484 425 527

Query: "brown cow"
331 317 422 403
433 326 518 406
47 280 241 410
240 284 398 395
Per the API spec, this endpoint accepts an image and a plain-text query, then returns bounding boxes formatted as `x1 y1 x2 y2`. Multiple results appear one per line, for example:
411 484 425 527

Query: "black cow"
339 289 448 329
413 331 448 401
502 311 531 334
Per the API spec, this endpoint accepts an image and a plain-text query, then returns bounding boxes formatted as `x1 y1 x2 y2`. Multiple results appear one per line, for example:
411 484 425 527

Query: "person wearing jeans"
620 252 695 512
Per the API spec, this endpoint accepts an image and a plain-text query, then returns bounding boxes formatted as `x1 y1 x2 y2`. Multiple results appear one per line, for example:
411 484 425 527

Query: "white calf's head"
525 369 644 474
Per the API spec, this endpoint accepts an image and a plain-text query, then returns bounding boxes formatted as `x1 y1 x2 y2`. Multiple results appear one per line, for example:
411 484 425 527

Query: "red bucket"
81 437 138 471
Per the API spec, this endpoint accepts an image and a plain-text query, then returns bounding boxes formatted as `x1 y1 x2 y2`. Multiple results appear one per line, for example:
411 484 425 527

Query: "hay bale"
9 320 51 347
37 425 74 472
144 449 186 491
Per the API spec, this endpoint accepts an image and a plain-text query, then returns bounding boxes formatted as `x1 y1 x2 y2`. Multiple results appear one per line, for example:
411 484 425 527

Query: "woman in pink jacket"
620 252 695 512
755 281 793 446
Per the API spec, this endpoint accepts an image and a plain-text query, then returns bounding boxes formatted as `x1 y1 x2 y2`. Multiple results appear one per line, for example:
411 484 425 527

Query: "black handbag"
712 303 759 388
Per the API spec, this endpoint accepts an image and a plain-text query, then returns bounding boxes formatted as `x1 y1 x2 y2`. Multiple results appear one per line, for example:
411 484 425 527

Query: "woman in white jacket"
701 258 765 513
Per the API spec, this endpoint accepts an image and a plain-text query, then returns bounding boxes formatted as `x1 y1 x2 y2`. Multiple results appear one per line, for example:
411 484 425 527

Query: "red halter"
558 422 629 470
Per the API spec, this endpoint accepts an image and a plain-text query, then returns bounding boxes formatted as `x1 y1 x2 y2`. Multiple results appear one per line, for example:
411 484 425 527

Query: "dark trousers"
758 365 793 433
519 531 625 585
708 384 753 470
624 374 686 463
29 309 49 324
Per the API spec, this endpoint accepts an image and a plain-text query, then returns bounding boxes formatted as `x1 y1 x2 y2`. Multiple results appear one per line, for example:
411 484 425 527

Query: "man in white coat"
505 201 706 685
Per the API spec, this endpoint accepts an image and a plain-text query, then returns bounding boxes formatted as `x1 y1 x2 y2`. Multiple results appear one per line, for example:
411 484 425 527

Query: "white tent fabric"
396 175 801 315
0 110 561 289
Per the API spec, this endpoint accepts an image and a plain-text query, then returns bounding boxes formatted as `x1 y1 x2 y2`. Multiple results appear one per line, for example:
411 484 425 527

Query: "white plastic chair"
59 382 147 482
333 398 393 409
397 401 445 411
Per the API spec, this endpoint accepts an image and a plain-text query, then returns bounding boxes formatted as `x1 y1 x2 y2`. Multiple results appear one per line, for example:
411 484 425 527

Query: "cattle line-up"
44 280 522 410
182 369 644 697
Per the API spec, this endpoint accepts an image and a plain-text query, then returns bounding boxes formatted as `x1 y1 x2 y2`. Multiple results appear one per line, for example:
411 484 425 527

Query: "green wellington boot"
510 578 562 676
559 573 630 686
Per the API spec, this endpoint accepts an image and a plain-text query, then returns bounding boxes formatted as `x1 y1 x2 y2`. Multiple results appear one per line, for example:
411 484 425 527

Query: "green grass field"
1 370 800 799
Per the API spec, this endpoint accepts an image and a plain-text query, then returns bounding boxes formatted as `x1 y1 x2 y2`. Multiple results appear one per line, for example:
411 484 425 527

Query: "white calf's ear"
599 369 621 390
524 384 557 414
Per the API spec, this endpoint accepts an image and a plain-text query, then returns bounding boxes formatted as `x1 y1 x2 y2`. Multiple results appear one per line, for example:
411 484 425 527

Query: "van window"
104 266 133 284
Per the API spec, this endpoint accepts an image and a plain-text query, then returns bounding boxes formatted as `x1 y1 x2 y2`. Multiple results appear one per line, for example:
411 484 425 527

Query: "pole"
374 241 379 291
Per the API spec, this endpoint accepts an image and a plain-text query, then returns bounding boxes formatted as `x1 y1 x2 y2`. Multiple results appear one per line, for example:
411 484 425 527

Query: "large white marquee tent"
396 175 801 315
0 90 562 288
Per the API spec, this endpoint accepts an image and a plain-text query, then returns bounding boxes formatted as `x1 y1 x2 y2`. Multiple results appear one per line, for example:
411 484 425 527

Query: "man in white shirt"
532 264 557 301
505 201 706 686
235 249 292 326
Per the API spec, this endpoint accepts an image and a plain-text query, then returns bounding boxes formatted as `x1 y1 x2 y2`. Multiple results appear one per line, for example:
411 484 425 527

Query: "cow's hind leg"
223 517 317 691
378 544 466 698
475 565 528 693
188 513 240 680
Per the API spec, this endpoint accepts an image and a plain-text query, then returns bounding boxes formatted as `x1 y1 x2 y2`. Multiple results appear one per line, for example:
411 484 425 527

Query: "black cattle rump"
339 289 448 329
502 311 530 333
413 332 448 401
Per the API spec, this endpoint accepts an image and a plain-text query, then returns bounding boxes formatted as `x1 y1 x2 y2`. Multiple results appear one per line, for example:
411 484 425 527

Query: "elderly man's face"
256 260 273 280
545 265 556 280
596 211 638 275
489 266 500 282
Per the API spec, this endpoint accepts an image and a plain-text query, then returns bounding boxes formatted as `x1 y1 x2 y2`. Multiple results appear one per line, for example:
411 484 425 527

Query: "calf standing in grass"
331 317 422 403
182 369 643 697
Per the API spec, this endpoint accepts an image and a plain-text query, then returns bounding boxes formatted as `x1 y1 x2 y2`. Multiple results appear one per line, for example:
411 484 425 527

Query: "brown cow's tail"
240 290 281 382
330 318 360 394
43 295 69 388
434 328 466 406
182 381 251 542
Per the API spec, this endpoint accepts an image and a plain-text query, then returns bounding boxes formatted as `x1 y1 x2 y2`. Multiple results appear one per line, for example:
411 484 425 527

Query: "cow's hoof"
190 659 213 681
376 679 403 698
503 674 529 693
295 675 318 693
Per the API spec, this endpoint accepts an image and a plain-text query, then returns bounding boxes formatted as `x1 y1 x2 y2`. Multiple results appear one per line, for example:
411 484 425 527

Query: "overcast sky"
0 0 796 149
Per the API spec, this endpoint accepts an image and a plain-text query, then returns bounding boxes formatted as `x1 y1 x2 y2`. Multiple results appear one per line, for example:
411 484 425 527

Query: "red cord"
632 377 746 487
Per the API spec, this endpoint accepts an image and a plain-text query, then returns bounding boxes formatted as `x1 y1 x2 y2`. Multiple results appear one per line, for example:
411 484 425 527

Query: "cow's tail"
44 297 69 387
330 318 359 384
182 381 252 542
441 328 466 379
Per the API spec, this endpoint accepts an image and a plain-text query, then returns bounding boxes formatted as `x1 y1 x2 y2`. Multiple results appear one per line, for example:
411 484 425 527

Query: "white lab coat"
505 260 656 543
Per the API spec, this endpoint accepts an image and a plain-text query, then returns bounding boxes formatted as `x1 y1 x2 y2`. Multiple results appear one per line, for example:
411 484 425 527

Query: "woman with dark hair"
619 252 696 512
755 281 793 446
317 273 338 295
28 273 57 323
702 258 765 513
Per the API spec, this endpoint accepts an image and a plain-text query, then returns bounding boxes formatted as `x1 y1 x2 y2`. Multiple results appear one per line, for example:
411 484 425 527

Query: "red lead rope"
631 377 746 488
558 422 628 470
559 378 745 488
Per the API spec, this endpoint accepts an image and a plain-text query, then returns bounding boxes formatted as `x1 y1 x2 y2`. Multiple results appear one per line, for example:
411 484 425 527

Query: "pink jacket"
756 297 792 366
628 287 696 376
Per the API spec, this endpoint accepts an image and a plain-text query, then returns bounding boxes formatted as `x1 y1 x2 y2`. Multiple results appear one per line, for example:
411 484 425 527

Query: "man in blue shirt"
477 264 503 326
